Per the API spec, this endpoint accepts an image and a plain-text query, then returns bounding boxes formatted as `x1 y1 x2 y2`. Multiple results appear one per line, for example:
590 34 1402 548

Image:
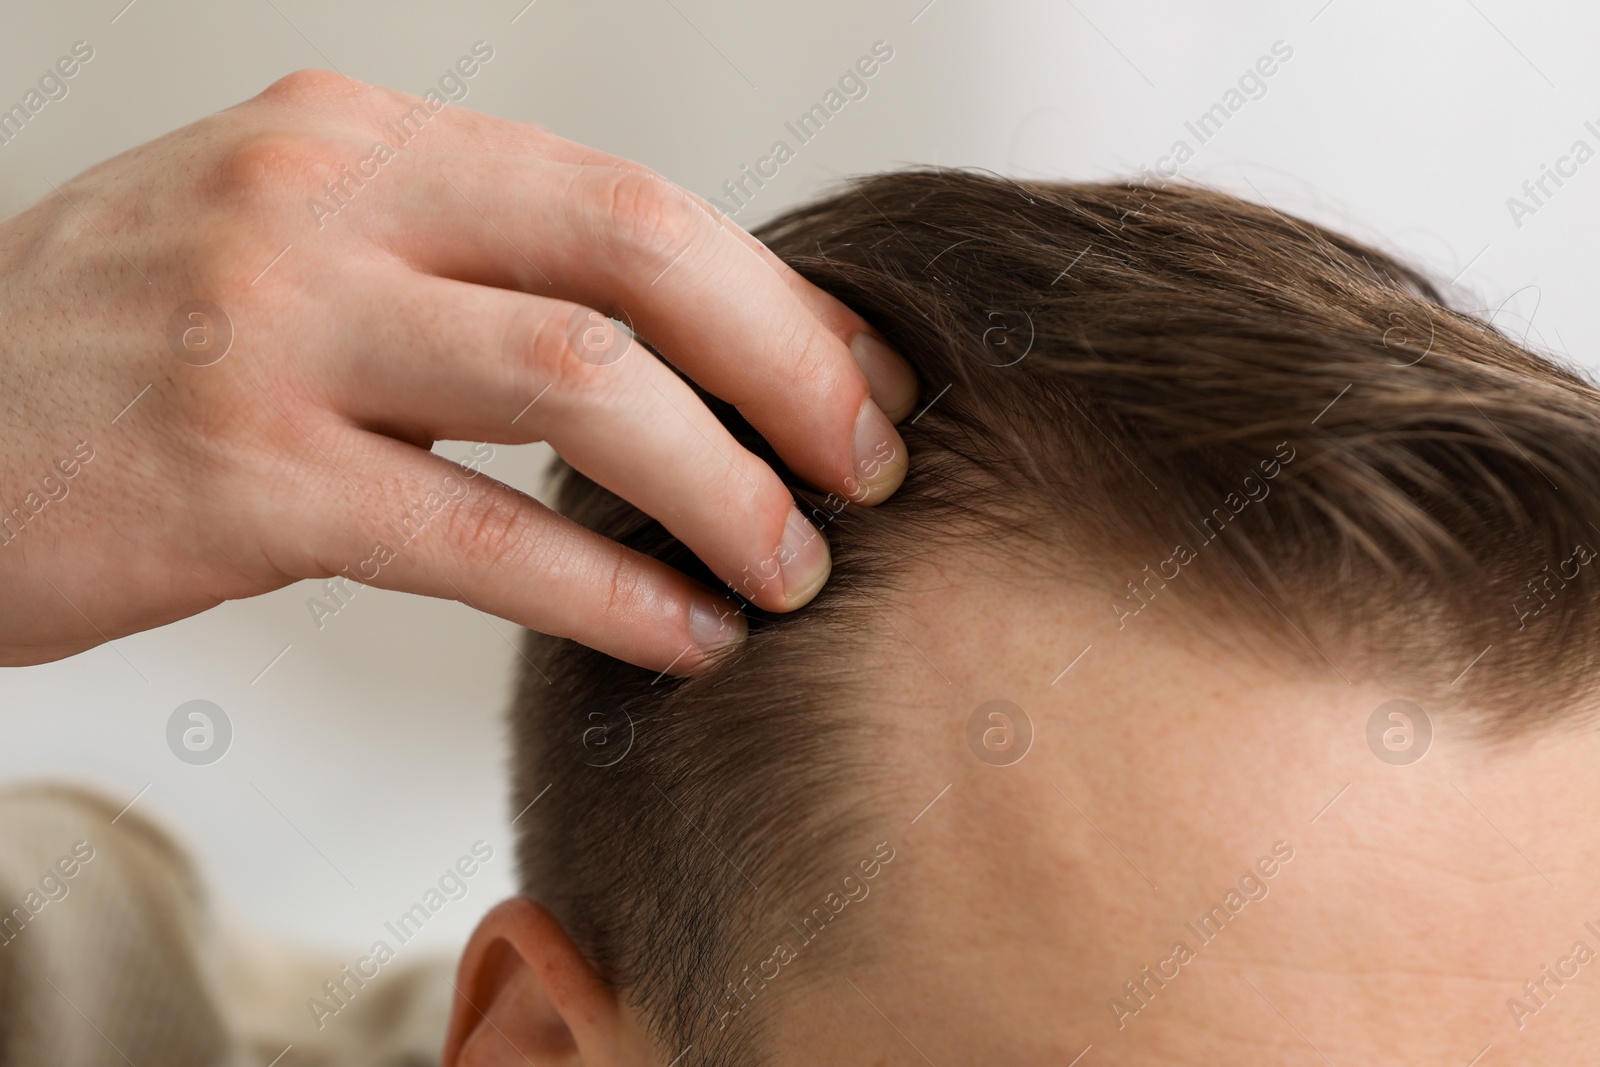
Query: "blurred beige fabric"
0 785 453 1067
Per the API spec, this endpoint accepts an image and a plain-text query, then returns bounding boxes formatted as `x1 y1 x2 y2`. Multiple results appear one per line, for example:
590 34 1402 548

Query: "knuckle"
695 457 793 575
598 170 705 260
508 302 621 399
209 131 343 201
775 316 842 395
806 296 863 341
451 491 531 569
257 69 367 107
718 452 788 530
601 552 649 623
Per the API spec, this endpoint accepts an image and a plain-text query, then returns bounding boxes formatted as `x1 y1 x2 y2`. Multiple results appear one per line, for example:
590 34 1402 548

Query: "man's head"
445 171 1600 1065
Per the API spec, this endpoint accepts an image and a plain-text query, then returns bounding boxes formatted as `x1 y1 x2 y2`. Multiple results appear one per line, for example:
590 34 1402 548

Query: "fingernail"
778 506 831 608
850 332 919 423
690 595 746 655
849 399 910 506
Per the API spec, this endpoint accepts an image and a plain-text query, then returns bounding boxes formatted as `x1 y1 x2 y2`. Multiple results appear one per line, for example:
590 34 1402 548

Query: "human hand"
0 69 915 673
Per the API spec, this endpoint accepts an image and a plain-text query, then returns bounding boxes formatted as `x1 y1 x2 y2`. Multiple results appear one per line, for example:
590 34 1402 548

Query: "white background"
0 0 1593 960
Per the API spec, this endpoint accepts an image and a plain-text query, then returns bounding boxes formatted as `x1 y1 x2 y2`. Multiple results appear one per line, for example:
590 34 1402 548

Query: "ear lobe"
443 897 627 1067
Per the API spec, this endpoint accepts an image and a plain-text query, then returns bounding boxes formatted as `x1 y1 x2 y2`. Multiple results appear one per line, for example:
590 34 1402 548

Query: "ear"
443 897 644 1066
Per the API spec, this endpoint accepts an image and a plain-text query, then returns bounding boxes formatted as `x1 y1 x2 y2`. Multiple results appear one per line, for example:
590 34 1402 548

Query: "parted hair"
509 169 1600 1064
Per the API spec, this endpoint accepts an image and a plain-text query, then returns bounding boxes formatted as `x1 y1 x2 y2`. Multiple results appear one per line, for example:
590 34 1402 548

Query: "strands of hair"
509 168 1600 1066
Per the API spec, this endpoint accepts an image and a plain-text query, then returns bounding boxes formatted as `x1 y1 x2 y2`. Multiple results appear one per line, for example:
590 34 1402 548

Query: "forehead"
743 569 1303 1058
757 566 1600 1063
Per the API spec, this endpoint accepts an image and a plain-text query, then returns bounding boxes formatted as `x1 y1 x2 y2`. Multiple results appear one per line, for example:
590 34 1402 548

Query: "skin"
0 70 914 674
448 551 1600 1065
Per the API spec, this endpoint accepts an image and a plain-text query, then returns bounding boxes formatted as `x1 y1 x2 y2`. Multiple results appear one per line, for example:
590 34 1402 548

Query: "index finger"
405 125 920 421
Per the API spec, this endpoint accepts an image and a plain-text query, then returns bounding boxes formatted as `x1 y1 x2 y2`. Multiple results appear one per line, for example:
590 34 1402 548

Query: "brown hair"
509 169 1600 1064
